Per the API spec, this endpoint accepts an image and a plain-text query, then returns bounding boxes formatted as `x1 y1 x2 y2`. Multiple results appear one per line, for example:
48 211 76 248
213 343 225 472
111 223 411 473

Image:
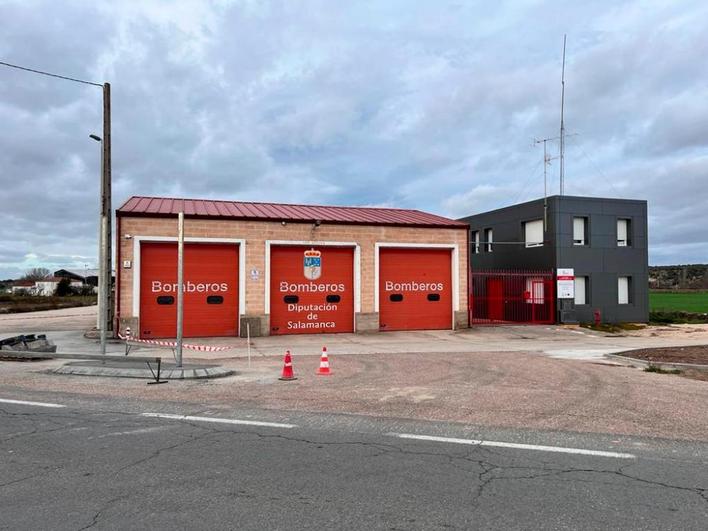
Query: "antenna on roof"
559 34 567 196
535 136 558 231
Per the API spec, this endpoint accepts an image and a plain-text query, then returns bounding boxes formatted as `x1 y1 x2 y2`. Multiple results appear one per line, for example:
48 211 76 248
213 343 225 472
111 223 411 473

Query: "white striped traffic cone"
316 347 331 375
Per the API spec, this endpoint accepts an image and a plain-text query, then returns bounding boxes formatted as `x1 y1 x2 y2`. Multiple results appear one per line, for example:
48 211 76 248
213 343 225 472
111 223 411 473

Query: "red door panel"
487 278 504 321
140 242 239 338
270 246 354 335
379 248 452 331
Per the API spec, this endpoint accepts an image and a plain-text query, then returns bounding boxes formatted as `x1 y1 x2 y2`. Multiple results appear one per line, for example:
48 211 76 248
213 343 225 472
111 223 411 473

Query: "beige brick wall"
117 217 468 334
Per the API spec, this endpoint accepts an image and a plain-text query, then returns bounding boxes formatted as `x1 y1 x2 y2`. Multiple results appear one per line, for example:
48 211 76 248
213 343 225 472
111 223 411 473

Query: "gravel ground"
2 349 708 441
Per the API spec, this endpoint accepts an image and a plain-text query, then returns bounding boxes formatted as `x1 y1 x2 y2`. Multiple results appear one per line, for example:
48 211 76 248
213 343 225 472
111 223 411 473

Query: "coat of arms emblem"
303 249 322 280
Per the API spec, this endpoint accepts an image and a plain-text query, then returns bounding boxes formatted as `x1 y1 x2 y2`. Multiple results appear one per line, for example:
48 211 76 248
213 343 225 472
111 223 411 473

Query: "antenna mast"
559 34 567 196
535 136 557 231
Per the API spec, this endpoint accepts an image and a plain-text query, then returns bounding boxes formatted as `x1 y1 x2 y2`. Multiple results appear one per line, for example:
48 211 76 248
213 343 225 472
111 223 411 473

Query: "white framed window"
617 219 631 247
484 228 493 252
471 231 480 254
618 276 631 304
574 276 588 305
573 217 587 246
524 219 544 248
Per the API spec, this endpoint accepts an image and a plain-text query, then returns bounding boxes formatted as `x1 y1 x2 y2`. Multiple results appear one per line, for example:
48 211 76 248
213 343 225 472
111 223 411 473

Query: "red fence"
470 269 555 325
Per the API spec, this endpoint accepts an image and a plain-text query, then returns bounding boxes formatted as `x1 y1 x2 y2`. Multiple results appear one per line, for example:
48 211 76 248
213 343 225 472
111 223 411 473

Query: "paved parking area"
3 347 708 441
2 308 707 442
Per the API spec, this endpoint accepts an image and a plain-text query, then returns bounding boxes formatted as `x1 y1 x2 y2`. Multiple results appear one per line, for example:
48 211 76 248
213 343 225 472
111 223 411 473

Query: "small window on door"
283 295 299 303
207 295 224 304
156 296 174 305
427 293 441 301
389 294 403 302
326 295 341 303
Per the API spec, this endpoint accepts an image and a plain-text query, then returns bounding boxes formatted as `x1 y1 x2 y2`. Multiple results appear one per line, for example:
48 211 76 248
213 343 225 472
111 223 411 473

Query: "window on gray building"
574 276 589 305
618 276 632 304
471 230 480 254
524 219 544 248
573 217 588 246
484 228 493 252
617 218 632 247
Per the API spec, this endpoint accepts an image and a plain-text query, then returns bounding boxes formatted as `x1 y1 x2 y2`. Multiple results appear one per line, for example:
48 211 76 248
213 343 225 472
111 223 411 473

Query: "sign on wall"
557 268 575 299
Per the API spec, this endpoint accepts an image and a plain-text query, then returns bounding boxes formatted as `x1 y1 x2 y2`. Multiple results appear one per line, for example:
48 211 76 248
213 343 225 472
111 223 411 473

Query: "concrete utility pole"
175 212 185 367
94 84 112 355
102 83 113 344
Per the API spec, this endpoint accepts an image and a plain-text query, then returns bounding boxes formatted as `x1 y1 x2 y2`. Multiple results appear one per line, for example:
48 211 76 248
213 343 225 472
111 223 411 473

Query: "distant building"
10 280 37 295
54 269 101 287
459 195 649 324
34 276 83 296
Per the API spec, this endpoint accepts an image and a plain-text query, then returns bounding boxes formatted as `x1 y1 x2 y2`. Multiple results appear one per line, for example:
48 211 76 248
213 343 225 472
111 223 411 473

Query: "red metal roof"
117 196 467 228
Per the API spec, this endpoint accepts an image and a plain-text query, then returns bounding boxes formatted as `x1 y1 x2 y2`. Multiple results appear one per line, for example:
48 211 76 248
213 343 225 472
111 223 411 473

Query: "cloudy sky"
0 0 706 277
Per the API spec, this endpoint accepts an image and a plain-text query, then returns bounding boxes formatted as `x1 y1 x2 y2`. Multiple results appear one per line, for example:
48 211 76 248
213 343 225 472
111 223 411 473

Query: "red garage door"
270 246 354 335
140 242 239 338
379 248 452 331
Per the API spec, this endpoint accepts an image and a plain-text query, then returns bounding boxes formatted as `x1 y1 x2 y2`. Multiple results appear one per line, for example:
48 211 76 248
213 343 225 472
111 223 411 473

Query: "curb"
605 353 708 372
51 364 235 380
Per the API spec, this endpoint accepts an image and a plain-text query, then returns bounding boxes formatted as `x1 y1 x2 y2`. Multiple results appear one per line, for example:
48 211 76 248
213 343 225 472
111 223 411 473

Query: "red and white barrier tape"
118 334 235 352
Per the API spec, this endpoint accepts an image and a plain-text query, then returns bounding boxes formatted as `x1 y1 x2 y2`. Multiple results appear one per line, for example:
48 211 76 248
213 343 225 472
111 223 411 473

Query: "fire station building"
116 196 469 338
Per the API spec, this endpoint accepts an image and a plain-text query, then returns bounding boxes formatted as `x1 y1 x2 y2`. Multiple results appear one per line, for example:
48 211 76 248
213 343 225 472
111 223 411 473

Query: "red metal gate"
470 269 555 324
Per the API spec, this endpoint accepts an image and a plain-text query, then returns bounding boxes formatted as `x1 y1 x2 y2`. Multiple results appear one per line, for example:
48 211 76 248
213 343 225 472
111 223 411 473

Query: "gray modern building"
459 195 649 324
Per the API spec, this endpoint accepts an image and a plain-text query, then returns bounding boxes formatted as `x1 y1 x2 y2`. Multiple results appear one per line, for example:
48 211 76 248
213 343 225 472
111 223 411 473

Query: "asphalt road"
1 396 706 530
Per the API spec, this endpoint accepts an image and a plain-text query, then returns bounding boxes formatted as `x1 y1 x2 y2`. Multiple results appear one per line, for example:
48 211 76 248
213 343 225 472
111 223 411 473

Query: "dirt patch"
618 345 708 382
619 345 708 365
0 295 96 314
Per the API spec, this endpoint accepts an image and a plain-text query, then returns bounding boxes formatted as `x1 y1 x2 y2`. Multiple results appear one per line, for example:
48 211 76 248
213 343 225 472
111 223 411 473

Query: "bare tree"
22 267 51 281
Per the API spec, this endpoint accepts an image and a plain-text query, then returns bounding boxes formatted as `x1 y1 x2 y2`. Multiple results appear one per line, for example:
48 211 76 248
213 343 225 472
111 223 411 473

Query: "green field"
650 291 708 313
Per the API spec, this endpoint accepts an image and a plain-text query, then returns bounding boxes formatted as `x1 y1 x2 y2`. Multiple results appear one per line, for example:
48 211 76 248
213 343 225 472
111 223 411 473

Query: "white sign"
250 269 260 281
557 268 575 299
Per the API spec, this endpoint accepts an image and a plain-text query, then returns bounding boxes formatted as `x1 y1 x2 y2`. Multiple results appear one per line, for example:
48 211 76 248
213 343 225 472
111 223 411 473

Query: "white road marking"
389 433 636 459
97 426 171 439
0 398 66 409
142 413 296 429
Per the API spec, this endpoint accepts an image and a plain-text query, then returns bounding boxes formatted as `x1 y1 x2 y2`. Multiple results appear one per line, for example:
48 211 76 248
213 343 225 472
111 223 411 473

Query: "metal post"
102 83 113 333
247 322 251 368
175 212 185 367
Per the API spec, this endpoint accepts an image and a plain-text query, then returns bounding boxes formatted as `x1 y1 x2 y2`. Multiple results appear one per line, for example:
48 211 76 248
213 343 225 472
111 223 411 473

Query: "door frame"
264 240 361 332
132 237 246 331
374 242 460 329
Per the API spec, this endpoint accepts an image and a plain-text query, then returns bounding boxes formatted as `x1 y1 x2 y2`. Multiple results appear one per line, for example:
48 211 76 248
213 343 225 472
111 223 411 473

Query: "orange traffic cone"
316 346 331 375
279 350 297 381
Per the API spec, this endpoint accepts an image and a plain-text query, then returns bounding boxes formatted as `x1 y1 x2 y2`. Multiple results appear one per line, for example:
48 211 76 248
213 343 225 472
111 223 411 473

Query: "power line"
565 136 623 197
0 60 103 87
